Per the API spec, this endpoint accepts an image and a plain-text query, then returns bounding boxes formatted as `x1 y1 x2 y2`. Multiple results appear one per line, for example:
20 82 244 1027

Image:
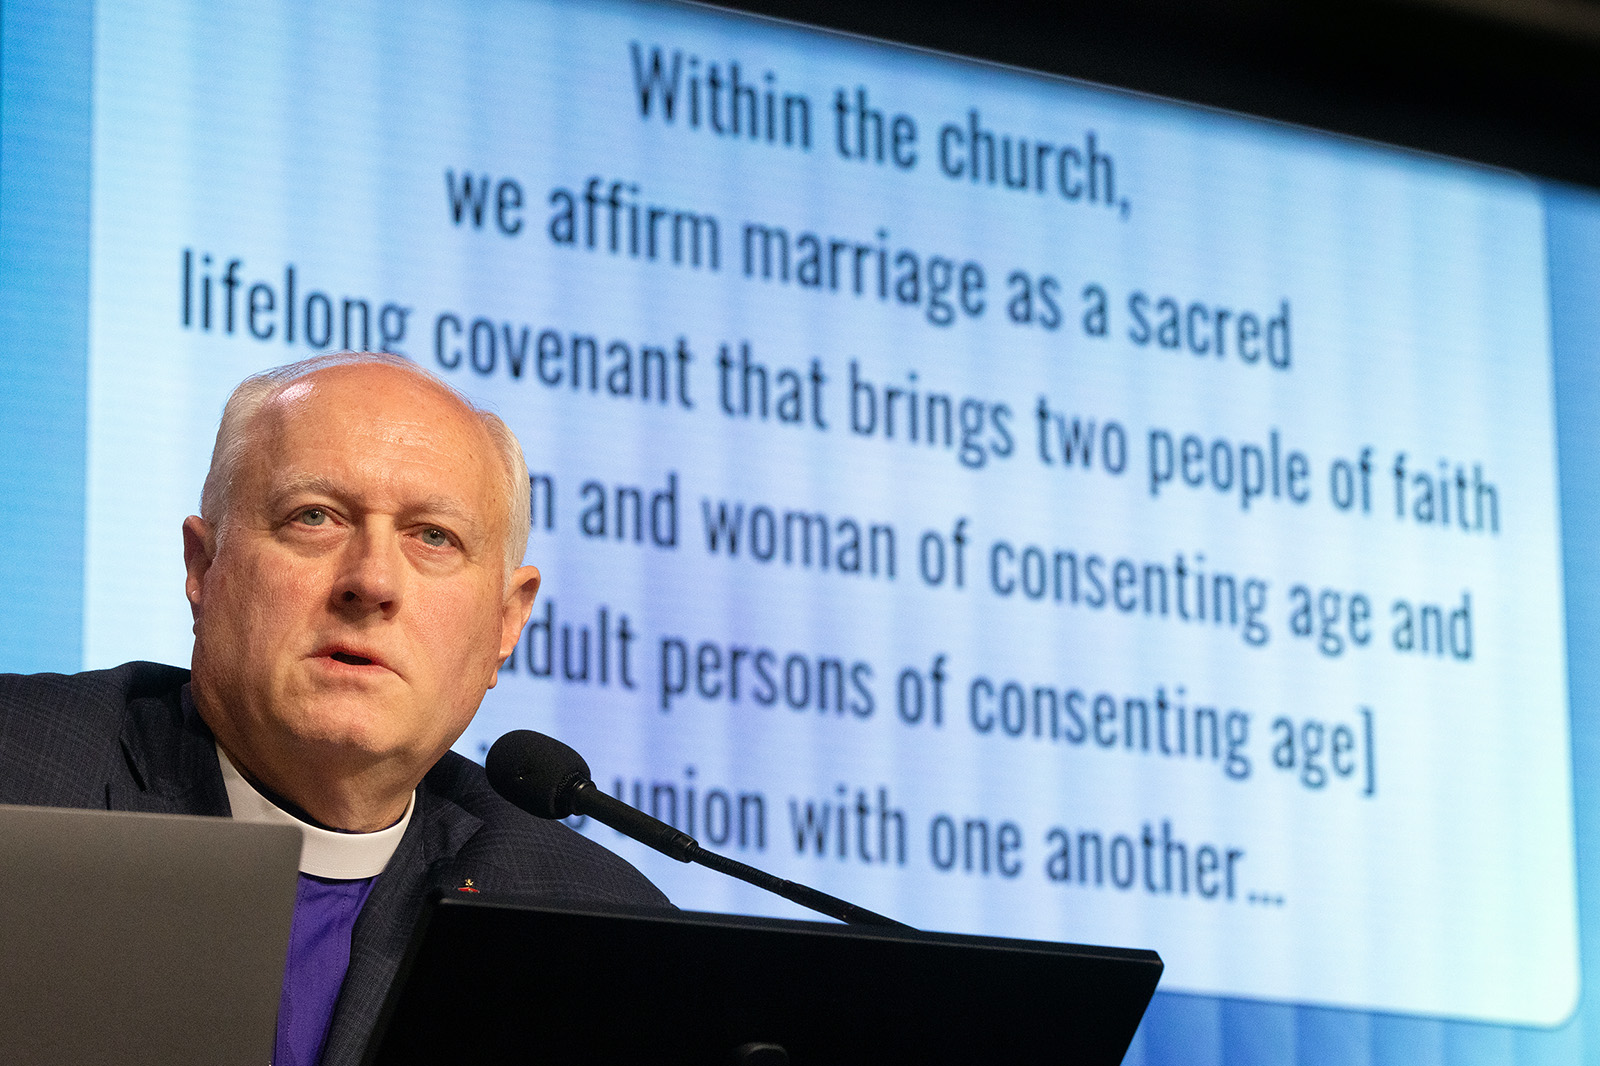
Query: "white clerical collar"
216 744 413 879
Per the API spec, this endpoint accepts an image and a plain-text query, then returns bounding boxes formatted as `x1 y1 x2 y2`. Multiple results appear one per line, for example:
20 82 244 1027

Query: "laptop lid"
0 804 300 1066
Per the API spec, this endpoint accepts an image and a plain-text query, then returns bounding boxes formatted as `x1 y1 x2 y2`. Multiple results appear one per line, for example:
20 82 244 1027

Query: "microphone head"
485 729 592 820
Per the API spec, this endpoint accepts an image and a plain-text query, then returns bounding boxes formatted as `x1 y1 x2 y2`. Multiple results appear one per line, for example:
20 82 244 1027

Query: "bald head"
200 352 531 573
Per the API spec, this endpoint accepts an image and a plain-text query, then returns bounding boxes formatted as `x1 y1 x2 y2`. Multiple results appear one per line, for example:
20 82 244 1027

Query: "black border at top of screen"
698 0 1600 193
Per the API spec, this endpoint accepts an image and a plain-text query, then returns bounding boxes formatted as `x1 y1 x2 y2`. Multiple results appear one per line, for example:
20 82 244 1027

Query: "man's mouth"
316 645 388 672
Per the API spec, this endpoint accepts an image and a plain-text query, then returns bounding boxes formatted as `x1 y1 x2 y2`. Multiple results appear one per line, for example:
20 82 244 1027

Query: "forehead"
244 366 501 515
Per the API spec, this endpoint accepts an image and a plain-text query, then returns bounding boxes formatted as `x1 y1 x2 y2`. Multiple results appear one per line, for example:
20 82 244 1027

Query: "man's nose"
333 526 403 614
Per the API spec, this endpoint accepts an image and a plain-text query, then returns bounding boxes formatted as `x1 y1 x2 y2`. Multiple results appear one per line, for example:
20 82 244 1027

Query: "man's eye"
420 527 451 548
297 508 328 526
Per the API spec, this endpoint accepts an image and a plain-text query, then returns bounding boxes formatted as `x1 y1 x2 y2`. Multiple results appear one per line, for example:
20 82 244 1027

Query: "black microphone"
486 729 908 929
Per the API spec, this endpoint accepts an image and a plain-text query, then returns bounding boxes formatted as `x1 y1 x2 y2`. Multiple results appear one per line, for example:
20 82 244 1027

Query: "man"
0 352 669 1066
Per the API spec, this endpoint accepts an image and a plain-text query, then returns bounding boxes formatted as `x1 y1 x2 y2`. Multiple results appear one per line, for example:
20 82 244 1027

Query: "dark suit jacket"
0 661 671 1066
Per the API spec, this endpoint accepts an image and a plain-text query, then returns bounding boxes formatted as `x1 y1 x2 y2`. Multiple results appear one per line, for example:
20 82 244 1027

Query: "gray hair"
199 352 531 574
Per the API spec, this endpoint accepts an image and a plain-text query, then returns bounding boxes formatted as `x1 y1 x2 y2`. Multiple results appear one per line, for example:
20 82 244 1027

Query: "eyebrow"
266 473 350 511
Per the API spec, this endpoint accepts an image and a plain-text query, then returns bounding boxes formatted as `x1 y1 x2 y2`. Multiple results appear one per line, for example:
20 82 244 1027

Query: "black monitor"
366 898 1163 1066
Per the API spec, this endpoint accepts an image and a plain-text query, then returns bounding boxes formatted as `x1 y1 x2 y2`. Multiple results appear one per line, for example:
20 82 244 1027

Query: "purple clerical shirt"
274 873 378 1066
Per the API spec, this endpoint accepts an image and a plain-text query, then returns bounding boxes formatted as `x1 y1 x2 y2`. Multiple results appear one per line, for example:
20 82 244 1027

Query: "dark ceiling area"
701 0 1600 189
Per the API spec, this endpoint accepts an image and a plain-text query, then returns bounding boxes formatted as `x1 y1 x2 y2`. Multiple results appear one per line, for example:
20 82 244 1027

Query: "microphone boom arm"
570 781 908 929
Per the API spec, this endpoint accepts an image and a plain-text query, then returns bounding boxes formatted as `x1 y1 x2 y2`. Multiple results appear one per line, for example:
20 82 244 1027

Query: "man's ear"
495 564 542 666
182 515 217 619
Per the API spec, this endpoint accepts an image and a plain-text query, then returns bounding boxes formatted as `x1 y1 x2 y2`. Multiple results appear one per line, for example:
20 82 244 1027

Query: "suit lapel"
320 785 483 1066
108 685 229 817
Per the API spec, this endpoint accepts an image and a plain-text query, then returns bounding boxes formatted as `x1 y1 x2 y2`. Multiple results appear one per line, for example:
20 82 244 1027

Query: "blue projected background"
4 1 1600 1061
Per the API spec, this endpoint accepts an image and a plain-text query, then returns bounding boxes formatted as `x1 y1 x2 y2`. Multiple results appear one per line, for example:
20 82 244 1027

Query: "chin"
286 698 418 760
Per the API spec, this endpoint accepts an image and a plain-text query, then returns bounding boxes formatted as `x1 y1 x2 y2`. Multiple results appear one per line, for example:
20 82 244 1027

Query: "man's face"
184 364 539 819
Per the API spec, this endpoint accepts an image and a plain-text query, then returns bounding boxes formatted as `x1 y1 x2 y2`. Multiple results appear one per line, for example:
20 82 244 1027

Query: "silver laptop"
0 804 300 1066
